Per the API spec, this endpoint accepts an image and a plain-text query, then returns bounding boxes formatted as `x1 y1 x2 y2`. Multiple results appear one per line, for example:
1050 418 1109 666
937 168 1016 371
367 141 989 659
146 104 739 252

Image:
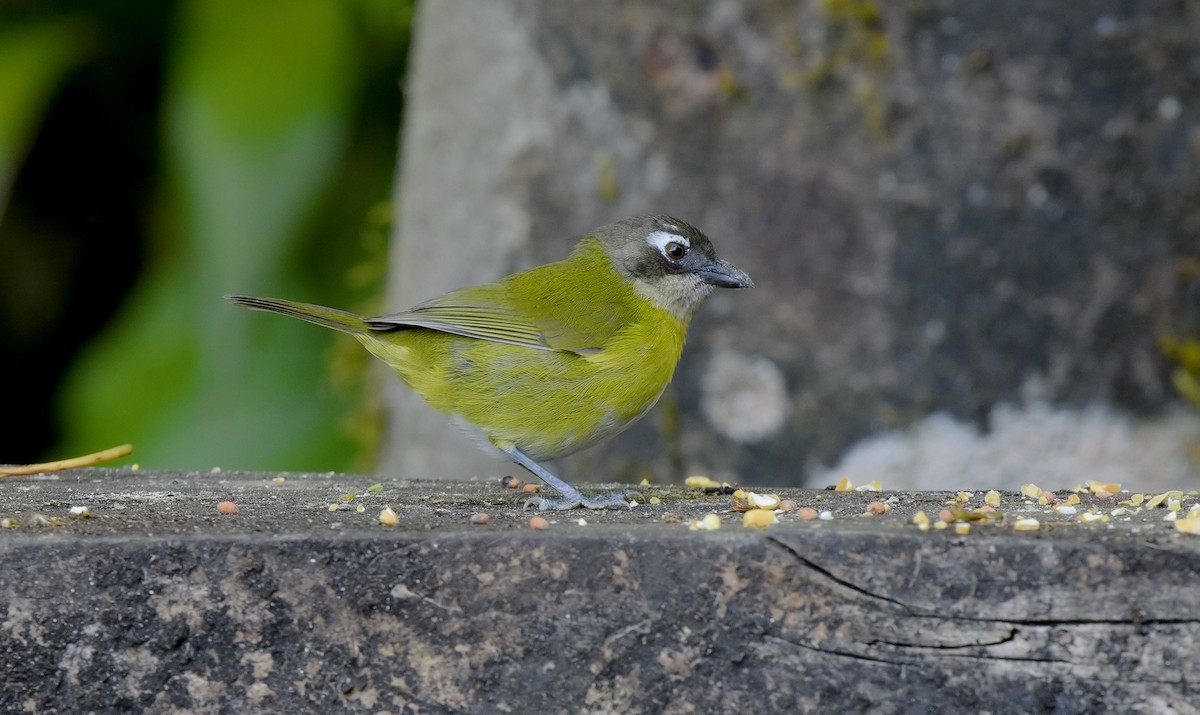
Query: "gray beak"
696 259 753 289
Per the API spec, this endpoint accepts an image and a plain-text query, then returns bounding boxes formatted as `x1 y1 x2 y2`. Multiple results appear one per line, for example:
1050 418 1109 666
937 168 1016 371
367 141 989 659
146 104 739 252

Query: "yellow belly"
359 317 685 461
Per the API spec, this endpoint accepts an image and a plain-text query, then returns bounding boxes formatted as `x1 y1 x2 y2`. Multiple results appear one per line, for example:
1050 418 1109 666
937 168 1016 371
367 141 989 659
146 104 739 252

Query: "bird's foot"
523 489 642 511
495 441 642 511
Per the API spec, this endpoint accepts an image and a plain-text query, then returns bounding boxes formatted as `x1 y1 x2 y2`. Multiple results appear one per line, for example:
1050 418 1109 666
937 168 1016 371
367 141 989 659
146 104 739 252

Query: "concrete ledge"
2 469 1198 712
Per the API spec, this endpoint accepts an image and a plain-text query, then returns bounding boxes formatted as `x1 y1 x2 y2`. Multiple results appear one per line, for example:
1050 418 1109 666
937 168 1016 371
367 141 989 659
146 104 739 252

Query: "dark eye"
664 241 688 261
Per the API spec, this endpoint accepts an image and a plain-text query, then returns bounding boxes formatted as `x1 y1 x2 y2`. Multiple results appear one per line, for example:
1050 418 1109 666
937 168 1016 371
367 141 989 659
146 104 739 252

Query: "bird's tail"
225 295 368 334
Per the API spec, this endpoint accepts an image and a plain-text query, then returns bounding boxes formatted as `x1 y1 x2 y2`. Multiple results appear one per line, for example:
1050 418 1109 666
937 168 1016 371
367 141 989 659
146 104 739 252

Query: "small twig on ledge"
0 444 134 477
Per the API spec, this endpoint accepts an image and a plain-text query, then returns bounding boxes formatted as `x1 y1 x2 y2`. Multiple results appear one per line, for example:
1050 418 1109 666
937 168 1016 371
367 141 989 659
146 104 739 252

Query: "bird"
227 215 752 509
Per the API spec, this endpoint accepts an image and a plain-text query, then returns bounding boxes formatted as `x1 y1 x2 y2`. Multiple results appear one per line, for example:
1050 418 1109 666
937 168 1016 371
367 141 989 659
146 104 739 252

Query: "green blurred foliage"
0 17 91 217
1 0 413 470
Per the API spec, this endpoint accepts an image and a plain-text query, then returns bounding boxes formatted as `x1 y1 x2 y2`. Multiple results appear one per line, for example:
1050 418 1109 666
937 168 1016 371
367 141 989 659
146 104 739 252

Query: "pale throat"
631 274 712 323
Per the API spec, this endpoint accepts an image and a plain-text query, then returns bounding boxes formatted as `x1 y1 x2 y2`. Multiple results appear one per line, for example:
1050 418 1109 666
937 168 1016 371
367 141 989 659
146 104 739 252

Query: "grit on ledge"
817 402 1200 493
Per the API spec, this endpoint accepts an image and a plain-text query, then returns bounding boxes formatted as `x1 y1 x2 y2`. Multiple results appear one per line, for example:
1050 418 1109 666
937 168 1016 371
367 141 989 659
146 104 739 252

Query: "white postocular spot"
646 230 688 257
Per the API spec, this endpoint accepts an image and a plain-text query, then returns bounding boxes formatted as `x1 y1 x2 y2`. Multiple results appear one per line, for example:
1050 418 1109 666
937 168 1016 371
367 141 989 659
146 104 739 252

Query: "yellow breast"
359 304 686 461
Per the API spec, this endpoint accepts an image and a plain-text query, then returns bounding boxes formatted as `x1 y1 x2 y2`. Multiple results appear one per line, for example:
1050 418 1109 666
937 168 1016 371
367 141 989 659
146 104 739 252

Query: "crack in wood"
866 630 1018 651
765 537 1200 631
774 632 1081 668
762 634 902 666
908 613 1200 627
765 536 914 612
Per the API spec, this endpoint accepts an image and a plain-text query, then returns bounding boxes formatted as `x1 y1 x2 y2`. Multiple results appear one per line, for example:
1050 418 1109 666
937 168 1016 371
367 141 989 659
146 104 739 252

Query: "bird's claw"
523 490 642 511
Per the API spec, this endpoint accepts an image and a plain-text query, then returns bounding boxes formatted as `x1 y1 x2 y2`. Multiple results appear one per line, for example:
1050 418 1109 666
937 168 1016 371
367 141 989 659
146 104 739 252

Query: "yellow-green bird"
227 215 751 509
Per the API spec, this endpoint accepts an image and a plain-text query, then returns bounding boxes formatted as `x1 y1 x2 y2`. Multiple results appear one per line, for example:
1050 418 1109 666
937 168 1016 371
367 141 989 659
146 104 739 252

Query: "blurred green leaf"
59 0 366 470
0 18 91 220
167 0 360 295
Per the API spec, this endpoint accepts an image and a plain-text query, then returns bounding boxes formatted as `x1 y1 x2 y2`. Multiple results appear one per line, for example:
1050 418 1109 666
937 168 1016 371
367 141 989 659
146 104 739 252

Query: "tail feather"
225 294 368 334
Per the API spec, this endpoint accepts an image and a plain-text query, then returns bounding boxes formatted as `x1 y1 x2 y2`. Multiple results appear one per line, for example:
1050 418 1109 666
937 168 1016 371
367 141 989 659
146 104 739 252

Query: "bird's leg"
495 442 639 511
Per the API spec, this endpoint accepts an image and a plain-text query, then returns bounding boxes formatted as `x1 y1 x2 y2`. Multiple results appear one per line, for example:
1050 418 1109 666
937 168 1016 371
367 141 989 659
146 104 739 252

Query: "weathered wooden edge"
2 527 1197 713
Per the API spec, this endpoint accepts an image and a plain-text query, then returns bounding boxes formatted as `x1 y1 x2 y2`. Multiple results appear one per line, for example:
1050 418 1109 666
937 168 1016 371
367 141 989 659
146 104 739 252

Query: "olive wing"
365 274 635 355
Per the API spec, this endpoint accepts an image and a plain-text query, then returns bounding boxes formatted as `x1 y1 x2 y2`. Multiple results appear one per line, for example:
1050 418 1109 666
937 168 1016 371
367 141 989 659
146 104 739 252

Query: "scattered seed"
954 522 970 535
522 483 540 494
529 516 550 530
649 496 661 505
818 510 834 521
1013 517 1040 532
272 476 286 484
379 507 399 526
778 500 795 512
1174 516 1200 535
689 513 722 530
747 492 781 510
949 504 997 522
470 512 489 525
866 501 888 516
217 501 238 515
1019 483 1043 499
743 509 777 528
796 507 818 521
1146 490 1181 508
69 506 91 517
502 476 522 489
984 490 1002 508
685 476 722 489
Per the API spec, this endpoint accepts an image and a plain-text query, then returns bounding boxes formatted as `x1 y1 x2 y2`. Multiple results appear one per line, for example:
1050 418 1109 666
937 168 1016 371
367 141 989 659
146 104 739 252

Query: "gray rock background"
380 0 1200 489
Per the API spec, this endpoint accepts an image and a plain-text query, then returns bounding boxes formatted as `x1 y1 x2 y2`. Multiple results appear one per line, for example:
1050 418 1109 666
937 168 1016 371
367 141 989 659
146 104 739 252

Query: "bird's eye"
664 241 688 261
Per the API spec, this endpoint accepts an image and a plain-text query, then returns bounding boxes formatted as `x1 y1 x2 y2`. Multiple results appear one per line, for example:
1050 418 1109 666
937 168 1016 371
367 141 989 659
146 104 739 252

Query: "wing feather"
364 240 638 355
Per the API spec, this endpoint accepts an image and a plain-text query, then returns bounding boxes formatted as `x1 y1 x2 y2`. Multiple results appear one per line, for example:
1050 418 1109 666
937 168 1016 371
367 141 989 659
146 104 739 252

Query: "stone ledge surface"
2 468 1198 713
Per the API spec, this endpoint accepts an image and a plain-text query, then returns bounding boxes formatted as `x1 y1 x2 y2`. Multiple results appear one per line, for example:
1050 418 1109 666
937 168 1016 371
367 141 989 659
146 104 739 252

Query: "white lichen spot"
701 349 789 443
1158 96 1182 121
